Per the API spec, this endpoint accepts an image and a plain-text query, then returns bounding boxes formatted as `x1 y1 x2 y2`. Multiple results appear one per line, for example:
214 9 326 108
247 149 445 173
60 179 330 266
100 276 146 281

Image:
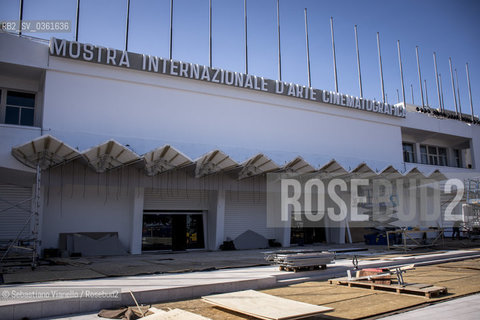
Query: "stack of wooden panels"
272 251 334 271
202 290 333 320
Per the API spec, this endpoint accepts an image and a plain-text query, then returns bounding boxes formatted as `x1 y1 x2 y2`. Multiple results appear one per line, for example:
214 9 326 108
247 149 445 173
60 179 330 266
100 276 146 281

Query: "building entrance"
142 212 205 251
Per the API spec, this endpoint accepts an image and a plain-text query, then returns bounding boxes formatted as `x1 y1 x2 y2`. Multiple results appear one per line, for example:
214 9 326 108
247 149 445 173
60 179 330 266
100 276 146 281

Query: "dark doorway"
291 217 326 245
172 215 187 251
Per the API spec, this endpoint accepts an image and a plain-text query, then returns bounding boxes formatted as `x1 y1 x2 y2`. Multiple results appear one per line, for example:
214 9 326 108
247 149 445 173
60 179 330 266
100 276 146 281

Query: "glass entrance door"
142 214 172 251
142 213 205 251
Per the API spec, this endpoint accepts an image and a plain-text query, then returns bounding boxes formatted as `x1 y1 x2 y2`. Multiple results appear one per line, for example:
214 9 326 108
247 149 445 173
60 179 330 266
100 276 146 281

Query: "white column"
130 187 144 254
276 224 291 247
212 189 225 250
274 206 291 247
448 147 456 167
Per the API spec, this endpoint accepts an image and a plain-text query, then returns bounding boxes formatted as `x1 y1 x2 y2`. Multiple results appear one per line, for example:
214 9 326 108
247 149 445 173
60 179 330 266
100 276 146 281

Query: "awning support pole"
32 164 41 267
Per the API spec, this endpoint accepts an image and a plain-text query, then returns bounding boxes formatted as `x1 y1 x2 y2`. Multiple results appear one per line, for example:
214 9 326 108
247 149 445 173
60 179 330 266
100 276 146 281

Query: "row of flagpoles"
15 0 475 121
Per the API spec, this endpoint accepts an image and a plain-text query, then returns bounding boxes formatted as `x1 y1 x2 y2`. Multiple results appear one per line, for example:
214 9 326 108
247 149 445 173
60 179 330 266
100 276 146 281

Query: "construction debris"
329 264 448 298
98 305 152 320
354 268 391 284
266 250 334 272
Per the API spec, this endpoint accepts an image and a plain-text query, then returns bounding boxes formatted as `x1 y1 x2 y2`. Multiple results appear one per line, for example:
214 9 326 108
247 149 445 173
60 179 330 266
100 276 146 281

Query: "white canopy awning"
283 156 316 174
11 135 80 169
350 163 377 178
82 140 140 173
144 145 192 176
195 150 238 178
318 159 349 177
378 165 403 179
239 154 279 179
403 167 426 178
10 135 453 181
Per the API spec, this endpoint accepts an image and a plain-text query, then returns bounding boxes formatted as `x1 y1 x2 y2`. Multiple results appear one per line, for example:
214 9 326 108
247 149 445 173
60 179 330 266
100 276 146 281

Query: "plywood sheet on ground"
264 282 376 306
202 290 332 320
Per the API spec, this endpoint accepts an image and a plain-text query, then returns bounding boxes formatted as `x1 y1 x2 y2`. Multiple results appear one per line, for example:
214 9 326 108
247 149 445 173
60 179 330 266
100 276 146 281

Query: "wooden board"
140 308 211 320
202 290 333 320
328 278 447 298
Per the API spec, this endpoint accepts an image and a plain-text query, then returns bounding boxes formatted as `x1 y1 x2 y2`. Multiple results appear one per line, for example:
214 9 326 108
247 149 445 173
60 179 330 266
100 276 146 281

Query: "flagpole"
19 0 24 35
331 17 338 92
169 0 173 60
411 84 414 104
433 52 442 111
75 0 80 41
377 32 385 103
209 0 212 68
455 68 463 120
449 57 458 116
244 0 248 74
277 0 282 81
354 25 363 98
439 73 445 111
466 63 475 122
415 46 424 107
397 40 407 111
125 0 130 51
304 8 311 87
424 79 429 107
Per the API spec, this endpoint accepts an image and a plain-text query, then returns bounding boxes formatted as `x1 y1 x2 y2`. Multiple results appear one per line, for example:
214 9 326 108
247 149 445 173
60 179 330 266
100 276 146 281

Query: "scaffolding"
463 178 480 239
0 165 41 269
2 135 80 270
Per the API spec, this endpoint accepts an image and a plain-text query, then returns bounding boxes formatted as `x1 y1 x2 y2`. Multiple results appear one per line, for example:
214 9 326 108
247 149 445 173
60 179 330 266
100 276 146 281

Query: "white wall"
403 110 480 170
0 33 48 69
0 125 40 172
41 184 133 251
224 191 275 241
43 57 404 168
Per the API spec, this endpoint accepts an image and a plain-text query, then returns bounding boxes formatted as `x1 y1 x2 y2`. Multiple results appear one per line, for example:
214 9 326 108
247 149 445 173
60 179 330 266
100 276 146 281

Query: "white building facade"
0 33 479 256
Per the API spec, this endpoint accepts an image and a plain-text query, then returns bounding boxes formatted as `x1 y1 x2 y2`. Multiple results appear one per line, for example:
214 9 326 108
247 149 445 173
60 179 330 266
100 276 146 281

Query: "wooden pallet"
329 277 447 298
279 265 327 272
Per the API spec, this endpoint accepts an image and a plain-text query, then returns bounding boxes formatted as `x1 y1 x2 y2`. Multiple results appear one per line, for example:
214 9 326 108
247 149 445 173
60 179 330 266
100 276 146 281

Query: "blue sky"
1 0 480 116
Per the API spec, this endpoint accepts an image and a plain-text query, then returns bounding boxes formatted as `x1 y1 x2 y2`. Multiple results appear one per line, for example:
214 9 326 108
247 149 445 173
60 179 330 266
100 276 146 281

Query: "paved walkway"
379 293 480 320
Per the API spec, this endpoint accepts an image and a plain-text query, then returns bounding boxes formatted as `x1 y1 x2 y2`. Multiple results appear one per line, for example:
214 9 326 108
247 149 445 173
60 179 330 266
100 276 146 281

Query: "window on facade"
438 147 447 166
4 90 35 126
420 146 427 164
420 145 448 166
453 149 462 168
402 143 415 163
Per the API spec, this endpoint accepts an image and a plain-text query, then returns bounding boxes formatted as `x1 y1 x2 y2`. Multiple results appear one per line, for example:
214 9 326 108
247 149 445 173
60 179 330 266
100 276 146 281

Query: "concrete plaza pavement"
379 293 480 320
1 249 479 319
